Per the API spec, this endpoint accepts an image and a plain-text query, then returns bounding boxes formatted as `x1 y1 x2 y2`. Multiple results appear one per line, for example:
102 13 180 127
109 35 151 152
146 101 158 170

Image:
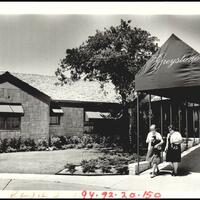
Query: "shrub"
82 134 94 146
0 140 2 153
1 139 9 152
115 165 129 175
81 159 98 173
24 138 36 151
69 136 81 144
62 144 76 149
100 148 109 154
37 145 48 151
51 137 62 149
76 144 85 149
98 154 129 166
86 143 93 149
6 147 17 153
80 159 88 166
65 163 77 174
59 136 68 145
61 145 68 150
100 161 112 173
92 143 100 149
19 144 28 152
8 137 21 150
36 140 48 151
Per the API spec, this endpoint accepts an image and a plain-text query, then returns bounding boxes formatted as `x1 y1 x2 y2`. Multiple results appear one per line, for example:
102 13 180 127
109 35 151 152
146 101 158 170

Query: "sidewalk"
141 142 200 175
1 172 200 198
0 144 200 198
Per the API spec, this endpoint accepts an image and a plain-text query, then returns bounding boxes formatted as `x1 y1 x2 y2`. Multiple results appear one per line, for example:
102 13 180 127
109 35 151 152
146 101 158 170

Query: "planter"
181 143 186 152
128 161 150 175
56 165 128 175
188 141 194 148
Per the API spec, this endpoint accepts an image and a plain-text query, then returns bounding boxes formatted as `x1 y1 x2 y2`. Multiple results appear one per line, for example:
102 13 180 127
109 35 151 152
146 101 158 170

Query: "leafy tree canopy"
56 19 159 104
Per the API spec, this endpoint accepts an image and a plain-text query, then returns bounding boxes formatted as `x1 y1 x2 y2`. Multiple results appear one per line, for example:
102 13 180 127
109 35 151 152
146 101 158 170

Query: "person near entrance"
146 124 163 178
164 125 183 176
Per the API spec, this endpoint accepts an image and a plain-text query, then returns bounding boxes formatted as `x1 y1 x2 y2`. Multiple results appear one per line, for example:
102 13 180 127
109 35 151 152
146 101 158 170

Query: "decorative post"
137 92 140 175
160 96 163 162
149 94 152 127
170 103 172 125
160 97 163 136
178 104 181 133
193 103 195 145
199 107 200 143
186 101 189 149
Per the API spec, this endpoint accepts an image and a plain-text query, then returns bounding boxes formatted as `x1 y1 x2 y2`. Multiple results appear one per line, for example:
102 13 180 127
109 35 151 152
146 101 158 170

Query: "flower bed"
57 152 146 175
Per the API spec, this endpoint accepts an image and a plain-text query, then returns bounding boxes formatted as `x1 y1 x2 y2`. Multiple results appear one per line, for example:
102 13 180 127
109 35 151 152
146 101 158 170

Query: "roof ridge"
0 70 56 78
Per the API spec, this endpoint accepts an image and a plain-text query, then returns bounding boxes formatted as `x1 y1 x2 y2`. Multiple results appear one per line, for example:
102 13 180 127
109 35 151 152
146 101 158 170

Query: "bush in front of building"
0 137 22 153
0 134 130 153
0 137 49 153
0 138 9 153
49 134 124 151
75 143 85 149
8 137 22 150
61 144 76 149
6 146 18 153
64 163 77 174
50 136 62 149
37 139 49 151
24 138 37 151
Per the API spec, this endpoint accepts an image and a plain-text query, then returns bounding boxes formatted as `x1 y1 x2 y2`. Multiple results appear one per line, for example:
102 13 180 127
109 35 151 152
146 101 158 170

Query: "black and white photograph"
0 1 200 198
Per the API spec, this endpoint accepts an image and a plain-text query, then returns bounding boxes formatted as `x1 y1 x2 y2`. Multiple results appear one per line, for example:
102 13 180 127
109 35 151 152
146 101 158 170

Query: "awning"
51 108 64 115
141 95 169 104
135 34 200 102
85 111 110 121
0 104 24 115
52 108 64 114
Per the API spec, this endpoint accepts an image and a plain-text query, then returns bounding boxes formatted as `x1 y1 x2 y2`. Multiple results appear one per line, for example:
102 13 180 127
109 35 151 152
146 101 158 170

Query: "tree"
55 19 159 151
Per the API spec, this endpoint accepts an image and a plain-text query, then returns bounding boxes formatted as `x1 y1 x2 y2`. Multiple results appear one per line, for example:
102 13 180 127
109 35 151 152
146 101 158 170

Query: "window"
50 116 60 125
0 116 21 130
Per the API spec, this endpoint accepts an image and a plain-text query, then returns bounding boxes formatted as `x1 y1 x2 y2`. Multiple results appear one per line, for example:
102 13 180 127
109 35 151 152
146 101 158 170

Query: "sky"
1 4 200 75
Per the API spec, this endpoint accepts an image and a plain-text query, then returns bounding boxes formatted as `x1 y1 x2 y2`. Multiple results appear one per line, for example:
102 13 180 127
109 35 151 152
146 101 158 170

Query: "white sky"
0 2 200 75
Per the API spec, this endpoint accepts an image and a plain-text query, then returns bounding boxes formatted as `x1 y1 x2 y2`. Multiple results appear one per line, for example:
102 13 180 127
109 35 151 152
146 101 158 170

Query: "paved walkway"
0 144 200 198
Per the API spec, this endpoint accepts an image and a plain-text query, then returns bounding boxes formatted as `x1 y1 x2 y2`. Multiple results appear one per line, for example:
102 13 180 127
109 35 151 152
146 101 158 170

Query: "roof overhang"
135 34 200 103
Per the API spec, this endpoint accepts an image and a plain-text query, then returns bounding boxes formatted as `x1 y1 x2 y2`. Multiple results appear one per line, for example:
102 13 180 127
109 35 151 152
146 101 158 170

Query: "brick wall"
49 107 84 137
0 82 50 142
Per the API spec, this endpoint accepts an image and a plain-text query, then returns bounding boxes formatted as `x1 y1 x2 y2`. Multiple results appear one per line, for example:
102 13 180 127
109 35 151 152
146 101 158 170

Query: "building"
0 71 122 143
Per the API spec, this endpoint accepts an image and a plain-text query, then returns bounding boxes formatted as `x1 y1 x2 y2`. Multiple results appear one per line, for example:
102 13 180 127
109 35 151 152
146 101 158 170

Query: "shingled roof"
0 71 121 103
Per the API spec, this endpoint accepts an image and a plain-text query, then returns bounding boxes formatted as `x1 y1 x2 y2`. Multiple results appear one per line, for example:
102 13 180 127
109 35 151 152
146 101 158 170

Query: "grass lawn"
0 149 103 174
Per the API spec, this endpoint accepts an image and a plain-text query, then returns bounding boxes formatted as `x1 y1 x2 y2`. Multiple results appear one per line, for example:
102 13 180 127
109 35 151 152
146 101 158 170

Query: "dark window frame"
50 115 61 125
0 116 21 130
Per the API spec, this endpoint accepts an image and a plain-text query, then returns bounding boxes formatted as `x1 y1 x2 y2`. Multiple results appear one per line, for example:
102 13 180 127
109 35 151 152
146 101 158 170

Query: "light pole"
136 91 140 175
